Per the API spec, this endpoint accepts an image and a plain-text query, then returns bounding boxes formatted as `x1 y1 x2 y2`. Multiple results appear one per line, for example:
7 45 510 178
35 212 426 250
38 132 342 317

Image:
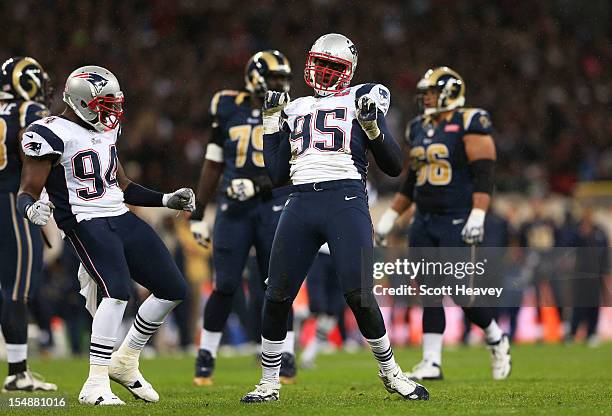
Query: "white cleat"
2 371 58 392
379 365 429 400
78 378 125 405
405 359 443 381
487 334 511 380
109 351 159 402
240 381 281 403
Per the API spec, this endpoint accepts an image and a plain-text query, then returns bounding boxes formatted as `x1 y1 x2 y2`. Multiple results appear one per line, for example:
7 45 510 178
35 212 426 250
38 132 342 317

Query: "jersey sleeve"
355 83 391 116
19 101 50 129
22 122 65 159
205 91 236 163
462 108 493 135
404 117 420 146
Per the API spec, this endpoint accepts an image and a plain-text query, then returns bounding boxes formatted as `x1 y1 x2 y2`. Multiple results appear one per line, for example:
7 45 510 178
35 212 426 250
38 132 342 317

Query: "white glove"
190 220 211 248
461 208 486 245
355 95 381 140
163 188 195 211
262 91 290 134
227 178 256 201
26 200 54 226
375 208 399 246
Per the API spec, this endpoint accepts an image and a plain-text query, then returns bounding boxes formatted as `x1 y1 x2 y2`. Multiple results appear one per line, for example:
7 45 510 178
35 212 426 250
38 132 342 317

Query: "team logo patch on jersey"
444 124 460 132
73 73 109 94
24 141 42 154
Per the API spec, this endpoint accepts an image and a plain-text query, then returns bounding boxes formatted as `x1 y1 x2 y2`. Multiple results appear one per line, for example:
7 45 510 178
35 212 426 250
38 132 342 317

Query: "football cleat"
193 349 215 386
379 366 429 400
2 371 57 393
240 381 281 403
405 360 443 381
78 377 125 405
279 352 297 384
487 334 511 380
109 351 159 402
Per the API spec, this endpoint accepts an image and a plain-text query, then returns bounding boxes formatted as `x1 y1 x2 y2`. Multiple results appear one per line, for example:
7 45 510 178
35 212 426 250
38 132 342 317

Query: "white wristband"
377 208 400 235
468 208 486 223
263 112 281 135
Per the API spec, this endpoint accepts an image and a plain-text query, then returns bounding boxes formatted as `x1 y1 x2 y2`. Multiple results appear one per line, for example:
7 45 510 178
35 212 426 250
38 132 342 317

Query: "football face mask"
88 93 124 130
304 53 353 94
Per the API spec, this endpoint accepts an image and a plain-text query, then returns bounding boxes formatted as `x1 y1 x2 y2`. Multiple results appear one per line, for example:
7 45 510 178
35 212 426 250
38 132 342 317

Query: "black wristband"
470 159 495 194
190 202 204 221
16 193 36 218
123 182 164 207
400 169 417 199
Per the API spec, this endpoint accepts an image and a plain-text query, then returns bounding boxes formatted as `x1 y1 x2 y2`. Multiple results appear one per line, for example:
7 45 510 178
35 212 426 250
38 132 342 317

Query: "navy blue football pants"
64 212 186 302
203 191 294 333
409 210 494 333
263 179 385 341
0 192 44 345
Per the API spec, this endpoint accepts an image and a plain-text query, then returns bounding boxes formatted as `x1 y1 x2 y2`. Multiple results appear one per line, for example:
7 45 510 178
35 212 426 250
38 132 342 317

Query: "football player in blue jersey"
190 50 297 386
0 56 57 392
375 67 511 381
240 34 429 403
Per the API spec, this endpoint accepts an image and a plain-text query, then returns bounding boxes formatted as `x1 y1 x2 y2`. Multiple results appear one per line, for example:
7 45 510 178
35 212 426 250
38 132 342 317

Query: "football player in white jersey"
240 34 429 403
17 66 195 405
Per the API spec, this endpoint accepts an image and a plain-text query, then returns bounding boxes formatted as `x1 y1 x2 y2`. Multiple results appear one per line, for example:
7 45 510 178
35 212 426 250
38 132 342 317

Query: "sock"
422 333 443 365
120 295 179 354
199 329 223 358
261 337 284 384
6 344 28 375
366 332 397 374
282 331 295 355
484 320 503 344
88 364 109 381
89 298 127 367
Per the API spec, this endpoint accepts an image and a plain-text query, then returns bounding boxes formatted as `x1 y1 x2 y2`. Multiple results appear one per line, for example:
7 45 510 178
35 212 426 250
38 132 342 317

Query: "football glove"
375 208 399 246
262 91 290 134
461 208 486 245
227 178 257 201
163 188 195 211
26 200 54 226
356 95 381 140
190 220 211 248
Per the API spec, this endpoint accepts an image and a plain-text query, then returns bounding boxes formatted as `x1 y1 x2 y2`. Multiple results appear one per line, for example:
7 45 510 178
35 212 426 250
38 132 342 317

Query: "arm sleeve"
123 182 164 207
22 123 64 160
368 112 403 177
399 168 417 199
263 121 292 186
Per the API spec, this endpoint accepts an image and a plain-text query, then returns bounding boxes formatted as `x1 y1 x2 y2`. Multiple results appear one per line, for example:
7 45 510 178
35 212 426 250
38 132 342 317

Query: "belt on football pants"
290 179 365 193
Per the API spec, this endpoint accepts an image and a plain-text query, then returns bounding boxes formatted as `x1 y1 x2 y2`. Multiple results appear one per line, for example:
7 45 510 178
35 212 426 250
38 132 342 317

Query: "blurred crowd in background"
0 1 610 358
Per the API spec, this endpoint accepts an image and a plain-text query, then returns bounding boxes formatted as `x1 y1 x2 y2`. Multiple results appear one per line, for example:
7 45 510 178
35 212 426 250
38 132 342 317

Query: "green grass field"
1 343 611 415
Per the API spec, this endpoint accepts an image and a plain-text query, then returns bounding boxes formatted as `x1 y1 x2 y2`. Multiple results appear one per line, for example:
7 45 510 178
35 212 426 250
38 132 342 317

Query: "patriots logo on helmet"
73 72 109 94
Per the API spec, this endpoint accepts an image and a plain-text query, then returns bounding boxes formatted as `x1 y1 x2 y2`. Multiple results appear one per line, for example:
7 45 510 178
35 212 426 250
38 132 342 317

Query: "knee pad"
214 277 242 297
343 289 385 339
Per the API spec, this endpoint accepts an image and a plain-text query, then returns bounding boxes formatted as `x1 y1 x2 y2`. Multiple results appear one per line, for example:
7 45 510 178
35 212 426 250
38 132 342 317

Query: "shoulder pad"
209 90 241 116
355 83 391 115
18 101 50 129
460 108 492 134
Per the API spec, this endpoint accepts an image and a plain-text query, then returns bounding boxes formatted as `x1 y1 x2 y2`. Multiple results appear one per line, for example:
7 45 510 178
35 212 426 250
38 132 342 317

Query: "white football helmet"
304 33 358 97
63 66 124 132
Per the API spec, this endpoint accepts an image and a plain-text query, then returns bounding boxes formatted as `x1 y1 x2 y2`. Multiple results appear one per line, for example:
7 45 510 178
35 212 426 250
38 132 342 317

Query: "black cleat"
279 353 297 385
193 349 215 386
